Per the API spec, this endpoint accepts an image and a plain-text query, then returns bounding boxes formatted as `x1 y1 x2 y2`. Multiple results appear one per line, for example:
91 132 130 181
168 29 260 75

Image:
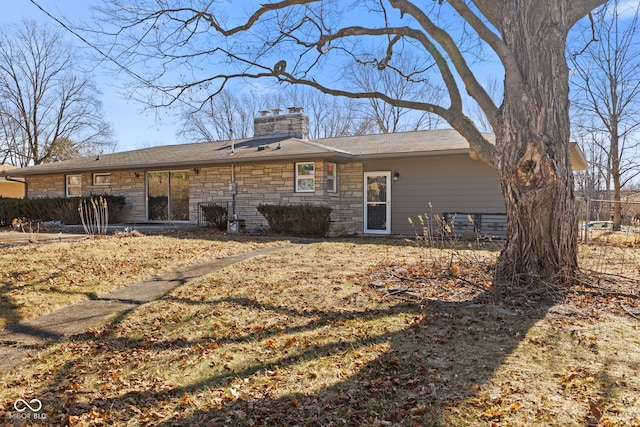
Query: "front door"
364 171 391 234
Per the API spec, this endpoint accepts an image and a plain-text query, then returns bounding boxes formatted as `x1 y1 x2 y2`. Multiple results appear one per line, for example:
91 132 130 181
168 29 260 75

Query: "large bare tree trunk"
494 2 578 288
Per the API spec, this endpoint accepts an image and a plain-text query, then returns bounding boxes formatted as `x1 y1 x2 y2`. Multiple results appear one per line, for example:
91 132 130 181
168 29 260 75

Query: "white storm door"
364 171 391 234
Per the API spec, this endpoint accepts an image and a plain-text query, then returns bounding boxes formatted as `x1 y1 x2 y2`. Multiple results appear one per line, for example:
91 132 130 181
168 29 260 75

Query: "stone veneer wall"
335 162 364 233
253 112 310 140
26 174 66 198
26 171 146 223
25 161 364 231
192 160 363 232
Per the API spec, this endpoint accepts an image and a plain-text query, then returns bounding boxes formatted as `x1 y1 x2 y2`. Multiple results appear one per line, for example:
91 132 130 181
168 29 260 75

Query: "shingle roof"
3 129 481 177
0 165 24 183
1 128 589 176
319 129 492 157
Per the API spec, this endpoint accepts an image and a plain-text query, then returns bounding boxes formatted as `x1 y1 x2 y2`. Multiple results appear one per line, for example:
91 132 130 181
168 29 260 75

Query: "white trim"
295 162 315 193
93 173 111 186
327 162 337 193
364 171 391 234
65 174 82 197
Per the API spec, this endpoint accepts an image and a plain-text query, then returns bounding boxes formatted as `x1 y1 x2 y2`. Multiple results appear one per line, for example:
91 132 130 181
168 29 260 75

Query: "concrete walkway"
0 243 295 372
0 231 86 247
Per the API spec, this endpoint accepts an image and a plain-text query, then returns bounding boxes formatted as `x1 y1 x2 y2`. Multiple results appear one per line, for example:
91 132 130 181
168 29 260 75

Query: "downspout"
228 124 238 232
231 163 236 221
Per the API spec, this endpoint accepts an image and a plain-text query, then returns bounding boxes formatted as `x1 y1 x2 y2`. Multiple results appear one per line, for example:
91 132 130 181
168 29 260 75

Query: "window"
66 175 82 197
93 173 111 186
327 162 337 193
147 171 190 221
295 162 315 192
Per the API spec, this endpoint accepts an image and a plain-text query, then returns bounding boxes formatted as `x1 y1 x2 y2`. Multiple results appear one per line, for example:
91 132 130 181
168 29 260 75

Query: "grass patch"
0 236 638 426
0 233 288 328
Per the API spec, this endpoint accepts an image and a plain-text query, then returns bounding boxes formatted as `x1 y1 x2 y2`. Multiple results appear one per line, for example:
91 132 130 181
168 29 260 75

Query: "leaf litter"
0 234 638 426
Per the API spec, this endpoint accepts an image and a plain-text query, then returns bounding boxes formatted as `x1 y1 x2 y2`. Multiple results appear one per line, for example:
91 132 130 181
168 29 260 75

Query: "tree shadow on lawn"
0 275 101 333
18 291 547 426
0 279 23 327
158 299 541 426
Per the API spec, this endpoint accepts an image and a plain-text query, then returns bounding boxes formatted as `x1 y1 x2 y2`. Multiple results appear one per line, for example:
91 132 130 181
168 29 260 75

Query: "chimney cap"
259 110 271 116
272 108 283 115
287 106 304 114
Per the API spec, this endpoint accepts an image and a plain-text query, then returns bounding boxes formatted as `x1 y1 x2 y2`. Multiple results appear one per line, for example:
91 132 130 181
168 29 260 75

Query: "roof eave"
5 151 354 177
570 142 588 171
356 148 470 160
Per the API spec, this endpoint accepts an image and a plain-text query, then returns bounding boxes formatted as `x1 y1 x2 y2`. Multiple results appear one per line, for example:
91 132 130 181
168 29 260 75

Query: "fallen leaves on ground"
0 236 638 426
0 232 288 327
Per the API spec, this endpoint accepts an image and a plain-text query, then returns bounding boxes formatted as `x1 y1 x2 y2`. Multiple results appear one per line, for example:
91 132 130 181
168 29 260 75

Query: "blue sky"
4 0 181 151
6 0 638 156
5 0 499 153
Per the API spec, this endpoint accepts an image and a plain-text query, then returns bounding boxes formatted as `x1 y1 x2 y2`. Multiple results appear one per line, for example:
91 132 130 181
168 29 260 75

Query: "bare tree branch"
570 0 640 229
88 0 612 286
0 20 114 166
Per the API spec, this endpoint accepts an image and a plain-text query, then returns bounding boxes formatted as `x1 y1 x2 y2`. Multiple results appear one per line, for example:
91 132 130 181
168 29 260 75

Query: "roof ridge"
292 138 355 156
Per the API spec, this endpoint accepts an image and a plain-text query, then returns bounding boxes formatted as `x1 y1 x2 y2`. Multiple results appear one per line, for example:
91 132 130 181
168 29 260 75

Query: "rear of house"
361 155 504 236
4 109 583 236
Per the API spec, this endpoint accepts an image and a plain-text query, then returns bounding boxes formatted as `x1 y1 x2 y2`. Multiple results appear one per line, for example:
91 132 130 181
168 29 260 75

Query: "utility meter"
228 182 237 194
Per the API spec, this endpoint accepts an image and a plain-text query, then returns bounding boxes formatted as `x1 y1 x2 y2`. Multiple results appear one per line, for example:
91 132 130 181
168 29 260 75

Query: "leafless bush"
79 196 109 236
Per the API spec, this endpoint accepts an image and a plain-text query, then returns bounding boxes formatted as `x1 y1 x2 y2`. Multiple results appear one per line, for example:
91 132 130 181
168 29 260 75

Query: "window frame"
93 173 111 186
295 162 315 193
146 170 190 222
65 174 82 198
327 162 337 193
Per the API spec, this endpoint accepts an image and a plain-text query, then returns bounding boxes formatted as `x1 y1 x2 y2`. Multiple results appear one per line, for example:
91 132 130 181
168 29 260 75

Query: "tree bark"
494 2 578 288
610 113 622 230
612 130 622 230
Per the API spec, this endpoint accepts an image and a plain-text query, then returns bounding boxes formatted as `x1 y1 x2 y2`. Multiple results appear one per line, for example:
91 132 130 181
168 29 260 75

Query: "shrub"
53 200 84 225
257 204 332 237
200 204 228 230
257 204 294 234
0 198 24 226
0 195 126 226
57 195 126 225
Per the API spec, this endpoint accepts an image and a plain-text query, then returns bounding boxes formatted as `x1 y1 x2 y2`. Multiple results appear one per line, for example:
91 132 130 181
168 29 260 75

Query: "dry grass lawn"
0 231 639 426
0 232 289 328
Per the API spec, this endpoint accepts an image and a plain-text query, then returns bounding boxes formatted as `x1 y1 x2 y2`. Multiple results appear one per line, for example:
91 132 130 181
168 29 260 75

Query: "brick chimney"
254 107 309 140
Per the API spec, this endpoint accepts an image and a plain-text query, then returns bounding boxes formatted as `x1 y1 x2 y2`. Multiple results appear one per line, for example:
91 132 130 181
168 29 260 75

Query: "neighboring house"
1 109 588 236
0 165 25 198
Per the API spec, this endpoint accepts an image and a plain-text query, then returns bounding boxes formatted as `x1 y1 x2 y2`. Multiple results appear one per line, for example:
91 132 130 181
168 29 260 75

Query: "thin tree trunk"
494 2 578 289
611 130 622 230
